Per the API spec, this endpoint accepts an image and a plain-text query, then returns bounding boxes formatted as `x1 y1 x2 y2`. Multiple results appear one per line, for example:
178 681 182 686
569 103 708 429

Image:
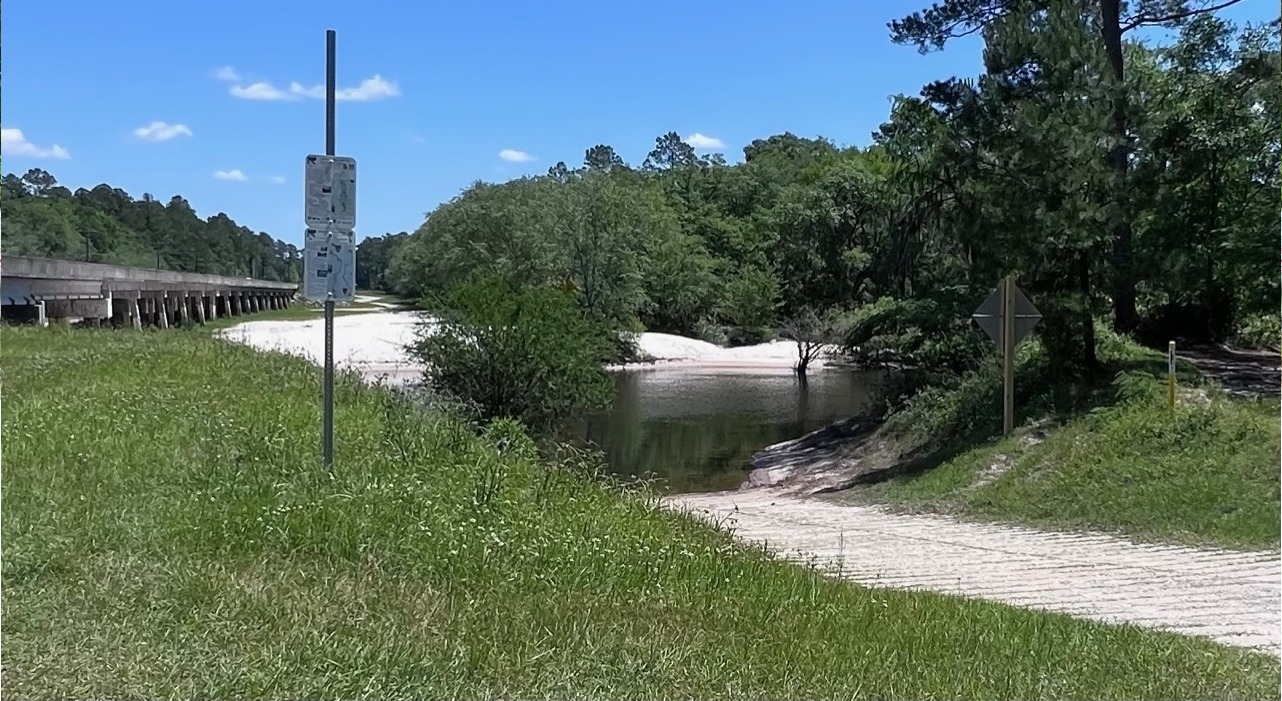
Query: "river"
564 367 883 493
220 312 883 493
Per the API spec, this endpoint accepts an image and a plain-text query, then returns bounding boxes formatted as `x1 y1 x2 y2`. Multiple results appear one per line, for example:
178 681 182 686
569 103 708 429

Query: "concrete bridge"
1 255 298 328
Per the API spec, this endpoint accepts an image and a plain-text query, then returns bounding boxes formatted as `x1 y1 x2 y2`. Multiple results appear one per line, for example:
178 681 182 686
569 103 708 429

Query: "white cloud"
229 81 294 101
212 66 240 82
499 148 536 163
683 132 724 149
213 169 248 181
265 175 286 184
226 73 399 102
0 128 70 159
288 74 400 101
133 121 193 142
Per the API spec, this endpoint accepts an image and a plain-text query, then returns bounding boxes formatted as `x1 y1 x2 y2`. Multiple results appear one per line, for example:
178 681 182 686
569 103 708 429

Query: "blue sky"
2 0 1273 247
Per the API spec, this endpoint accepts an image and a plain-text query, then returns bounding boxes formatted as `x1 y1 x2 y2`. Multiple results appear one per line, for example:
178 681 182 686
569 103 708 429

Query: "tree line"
1 168 303 281
370 1 1277 394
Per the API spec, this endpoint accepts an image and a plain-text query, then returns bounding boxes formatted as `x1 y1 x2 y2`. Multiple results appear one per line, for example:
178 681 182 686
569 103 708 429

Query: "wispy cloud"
288 75 400 101
0 128 70 159
499 148 536 163
213 169 248 181
684 132 724 149
265 175 286 184
229 81 293 101
133 121 193 142
212 66 241 82
225 73 400 102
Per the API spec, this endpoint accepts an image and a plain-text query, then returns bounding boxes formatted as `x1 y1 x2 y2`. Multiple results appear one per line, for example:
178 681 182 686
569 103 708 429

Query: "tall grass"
2 327 1277 699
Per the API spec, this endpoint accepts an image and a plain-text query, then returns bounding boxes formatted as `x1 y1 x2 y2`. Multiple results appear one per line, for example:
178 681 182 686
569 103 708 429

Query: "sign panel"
971 280 1042 348
303 228 356 303
304 155 357 230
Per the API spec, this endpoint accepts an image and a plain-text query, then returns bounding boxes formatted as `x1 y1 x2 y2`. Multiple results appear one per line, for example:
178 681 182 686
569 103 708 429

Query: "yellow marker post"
1167 340 1177 410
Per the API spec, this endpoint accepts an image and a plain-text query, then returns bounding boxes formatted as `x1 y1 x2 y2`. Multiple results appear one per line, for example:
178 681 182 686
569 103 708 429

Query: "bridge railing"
2 255 299 291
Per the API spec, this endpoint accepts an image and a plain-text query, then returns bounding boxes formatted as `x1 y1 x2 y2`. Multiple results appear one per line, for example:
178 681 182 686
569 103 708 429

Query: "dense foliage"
1 169 302 280
409 275 619 433
367 2 1277 388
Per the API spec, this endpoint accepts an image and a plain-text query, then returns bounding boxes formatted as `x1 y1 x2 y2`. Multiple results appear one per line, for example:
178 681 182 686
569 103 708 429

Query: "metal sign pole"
322 29 337 471
1001 274 1016 436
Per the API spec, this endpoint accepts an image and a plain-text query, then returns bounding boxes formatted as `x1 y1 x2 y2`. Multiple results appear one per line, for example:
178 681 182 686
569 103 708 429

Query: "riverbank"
744 337 1281 551
217 309 842 383
3 327 1277 699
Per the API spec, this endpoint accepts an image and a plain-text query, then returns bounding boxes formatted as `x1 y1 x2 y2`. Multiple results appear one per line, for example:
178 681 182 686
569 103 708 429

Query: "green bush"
839 292 987 377
1233 313 1281 349
726 325 775 347
693 318 729 346
411 275 616 433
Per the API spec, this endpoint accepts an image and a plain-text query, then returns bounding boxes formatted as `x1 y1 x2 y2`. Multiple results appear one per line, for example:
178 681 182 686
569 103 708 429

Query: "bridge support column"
192 295 205 324
206 295 217 321
128 297 141 330
235 294 245 316
6 302 50 327
157 295 170 329
178 293 191 327
111 299 125 327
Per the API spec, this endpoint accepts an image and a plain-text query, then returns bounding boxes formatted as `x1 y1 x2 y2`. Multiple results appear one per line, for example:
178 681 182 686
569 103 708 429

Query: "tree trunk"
1101 0 1138 334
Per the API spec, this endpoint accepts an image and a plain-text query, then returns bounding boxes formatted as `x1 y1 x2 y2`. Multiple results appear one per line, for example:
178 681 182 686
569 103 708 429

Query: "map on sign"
303 229 356 303
304 155 357 230
972 279 1042 349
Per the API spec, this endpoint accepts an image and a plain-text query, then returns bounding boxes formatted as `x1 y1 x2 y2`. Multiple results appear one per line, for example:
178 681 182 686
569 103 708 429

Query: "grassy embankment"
3 327 1279 699
829 330 1280 551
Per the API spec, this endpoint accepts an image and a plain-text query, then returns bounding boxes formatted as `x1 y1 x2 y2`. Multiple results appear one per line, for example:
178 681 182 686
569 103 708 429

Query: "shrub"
411 275 616 433
1233 313 1281 350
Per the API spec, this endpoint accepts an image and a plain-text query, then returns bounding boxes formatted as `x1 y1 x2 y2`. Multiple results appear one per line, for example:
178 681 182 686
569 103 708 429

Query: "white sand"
218 310 838 382
217 311 427 384
628 332 836 370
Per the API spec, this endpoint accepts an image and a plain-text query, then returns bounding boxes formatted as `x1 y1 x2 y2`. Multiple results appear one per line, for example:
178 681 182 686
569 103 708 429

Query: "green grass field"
830 336 1281 550
2 327 1278 699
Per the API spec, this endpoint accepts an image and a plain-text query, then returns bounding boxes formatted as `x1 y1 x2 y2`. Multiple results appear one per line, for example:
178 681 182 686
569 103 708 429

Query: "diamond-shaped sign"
972 279 1041 348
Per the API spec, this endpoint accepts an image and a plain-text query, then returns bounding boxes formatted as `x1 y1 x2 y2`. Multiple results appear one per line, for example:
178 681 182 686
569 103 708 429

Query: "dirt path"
667 490 1281 655
1178 345 1280 398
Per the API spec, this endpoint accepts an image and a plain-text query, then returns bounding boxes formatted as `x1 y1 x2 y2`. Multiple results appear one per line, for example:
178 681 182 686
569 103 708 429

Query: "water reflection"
563 367 882 494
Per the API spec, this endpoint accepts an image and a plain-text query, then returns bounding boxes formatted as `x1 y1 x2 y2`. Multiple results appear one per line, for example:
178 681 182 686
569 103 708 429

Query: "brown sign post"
971 275 1042 435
